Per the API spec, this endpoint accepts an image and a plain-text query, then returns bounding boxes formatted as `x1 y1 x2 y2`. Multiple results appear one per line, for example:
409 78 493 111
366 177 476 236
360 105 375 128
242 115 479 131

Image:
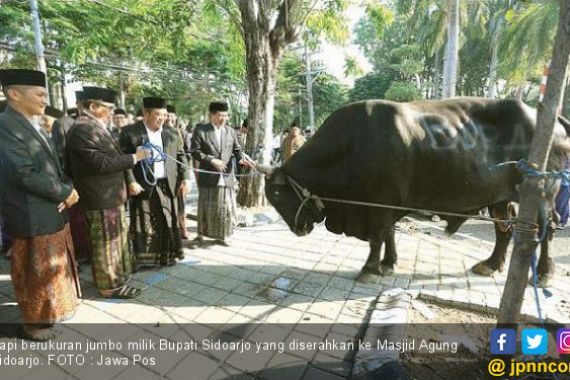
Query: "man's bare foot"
22 324 61 341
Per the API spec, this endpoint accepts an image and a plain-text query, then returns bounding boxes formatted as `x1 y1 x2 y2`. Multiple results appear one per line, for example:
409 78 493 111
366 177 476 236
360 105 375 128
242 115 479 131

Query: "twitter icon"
522 328 548 355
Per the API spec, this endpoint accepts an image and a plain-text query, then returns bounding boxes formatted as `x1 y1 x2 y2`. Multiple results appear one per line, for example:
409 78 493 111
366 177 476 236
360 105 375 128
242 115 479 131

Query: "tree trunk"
235 0 300 208
498 0 570 324
442 0 459 98
433 49 441 99
119 71 126 109
487 1 505 99
60 65 67 112
236 6 278 207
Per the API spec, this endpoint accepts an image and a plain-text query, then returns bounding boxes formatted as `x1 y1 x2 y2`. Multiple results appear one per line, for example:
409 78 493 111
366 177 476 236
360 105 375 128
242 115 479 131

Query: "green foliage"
384 81 421 102
273 53 348 131
499 1 558 87
0 0 246 121
365 2 394 40
348 71 394 102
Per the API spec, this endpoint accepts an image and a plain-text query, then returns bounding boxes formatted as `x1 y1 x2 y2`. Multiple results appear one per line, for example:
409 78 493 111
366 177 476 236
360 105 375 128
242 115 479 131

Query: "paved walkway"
1 212 569 379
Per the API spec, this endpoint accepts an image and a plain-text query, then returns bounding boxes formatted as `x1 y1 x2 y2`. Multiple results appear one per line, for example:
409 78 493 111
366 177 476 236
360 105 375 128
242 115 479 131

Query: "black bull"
260 98 570 285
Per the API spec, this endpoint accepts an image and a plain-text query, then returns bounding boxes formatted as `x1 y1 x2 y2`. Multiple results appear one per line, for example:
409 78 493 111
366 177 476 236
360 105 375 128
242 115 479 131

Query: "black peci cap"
166 105 176 114
75 90 86 103
0 69 46 88
113 108 127 116
44 105 64 119
208 101 229 113
143 97 166 109
82 86 117 105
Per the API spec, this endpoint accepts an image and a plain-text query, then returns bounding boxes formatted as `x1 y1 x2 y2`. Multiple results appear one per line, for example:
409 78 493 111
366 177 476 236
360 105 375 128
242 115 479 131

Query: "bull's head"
258 165 325 236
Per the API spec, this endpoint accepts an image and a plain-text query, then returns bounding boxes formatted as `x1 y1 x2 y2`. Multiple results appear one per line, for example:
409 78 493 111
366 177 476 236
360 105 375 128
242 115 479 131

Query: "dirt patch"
401 303 495 380
400 302 570 379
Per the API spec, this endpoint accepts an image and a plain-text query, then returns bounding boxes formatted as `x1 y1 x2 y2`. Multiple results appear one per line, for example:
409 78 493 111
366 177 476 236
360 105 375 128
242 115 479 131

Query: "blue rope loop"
137 141 257 186
139 141 167 186
142 141 167 164
516 159 570 182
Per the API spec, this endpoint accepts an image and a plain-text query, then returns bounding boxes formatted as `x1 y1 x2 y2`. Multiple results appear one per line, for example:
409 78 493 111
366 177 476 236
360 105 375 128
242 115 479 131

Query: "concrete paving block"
165 351 219 380
327 276 356 292
319 287 351 302
193 272 226 287
193 288 230 305
238 302 279 320
302 365 346 380
306 301 343 320
285 331 322 361
74 351 130 380
295 319 332 339
232 282 265 298
280 293 315 312
67 304 124 324
244 272 277 285
311 352 352 378
154 278 207 298
208 365 256 380
193 306 237 324
113 365 162 380
227 313 259 324
225 342 274 373
259 353 308 380
264 307 305 324
217 293 252 311
210 276 243 292
293 283 326 298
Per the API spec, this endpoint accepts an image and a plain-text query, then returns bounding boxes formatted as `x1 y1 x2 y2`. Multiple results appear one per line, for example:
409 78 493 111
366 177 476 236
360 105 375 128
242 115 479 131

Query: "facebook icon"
490 329 516 355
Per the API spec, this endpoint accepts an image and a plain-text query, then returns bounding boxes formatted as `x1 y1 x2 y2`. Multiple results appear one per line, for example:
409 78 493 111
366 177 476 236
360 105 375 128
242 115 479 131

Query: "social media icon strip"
557 328 570 354
490 329 516 355
522 328 548 355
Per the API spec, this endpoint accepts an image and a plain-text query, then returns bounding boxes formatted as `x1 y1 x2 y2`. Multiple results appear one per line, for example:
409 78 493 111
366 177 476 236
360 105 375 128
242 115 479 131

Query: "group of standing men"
0 68 253 340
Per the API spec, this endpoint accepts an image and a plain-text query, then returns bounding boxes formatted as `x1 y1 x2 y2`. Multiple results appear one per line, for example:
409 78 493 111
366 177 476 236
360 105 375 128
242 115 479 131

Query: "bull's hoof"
471 260 502 276
529 269 554 289
538 274 552 288
381 265 394 276
357 272 381 284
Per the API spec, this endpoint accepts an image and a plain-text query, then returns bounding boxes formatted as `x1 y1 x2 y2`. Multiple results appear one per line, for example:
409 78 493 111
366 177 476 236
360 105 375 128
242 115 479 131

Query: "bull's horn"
256 164 274 177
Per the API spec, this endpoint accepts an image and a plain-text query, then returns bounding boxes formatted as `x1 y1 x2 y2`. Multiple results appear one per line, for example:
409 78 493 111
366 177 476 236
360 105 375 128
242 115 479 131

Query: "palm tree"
442 0 459 98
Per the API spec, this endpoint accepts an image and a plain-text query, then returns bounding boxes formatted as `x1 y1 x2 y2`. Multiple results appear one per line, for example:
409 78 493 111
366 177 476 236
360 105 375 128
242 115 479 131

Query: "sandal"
103 285 142 299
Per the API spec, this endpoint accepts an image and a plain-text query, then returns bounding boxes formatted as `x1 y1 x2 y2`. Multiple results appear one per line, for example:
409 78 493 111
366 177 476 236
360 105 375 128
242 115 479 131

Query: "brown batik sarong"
129 179 183 268
10 224 81 324
197 186 237 240
85 205 133 291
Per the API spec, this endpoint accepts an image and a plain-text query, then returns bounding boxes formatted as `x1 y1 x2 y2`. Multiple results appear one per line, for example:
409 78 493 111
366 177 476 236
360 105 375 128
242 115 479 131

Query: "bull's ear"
256 164 274 179
558 115 570 136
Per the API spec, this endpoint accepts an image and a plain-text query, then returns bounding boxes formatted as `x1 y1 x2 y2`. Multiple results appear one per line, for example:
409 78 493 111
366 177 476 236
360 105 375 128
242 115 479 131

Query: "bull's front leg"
359 239 382 284
380 227 397 276
533 213 556 288
359 228 395 283
535 235 555 288
472 203 512 276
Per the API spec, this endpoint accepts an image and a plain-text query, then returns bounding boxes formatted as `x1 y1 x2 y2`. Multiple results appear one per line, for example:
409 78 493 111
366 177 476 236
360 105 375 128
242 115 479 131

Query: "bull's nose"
293 228 306 237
